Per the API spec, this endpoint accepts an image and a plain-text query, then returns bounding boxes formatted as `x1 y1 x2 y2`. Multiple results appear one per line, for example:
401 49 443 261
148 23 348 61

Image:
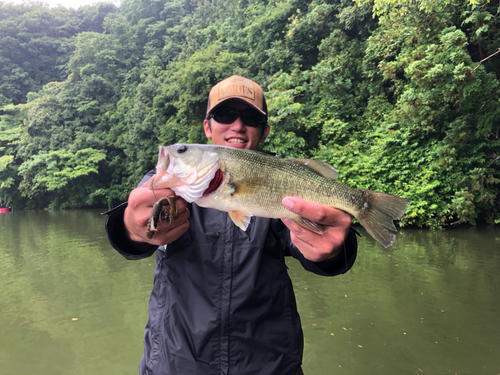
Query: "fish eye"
177 145 188 154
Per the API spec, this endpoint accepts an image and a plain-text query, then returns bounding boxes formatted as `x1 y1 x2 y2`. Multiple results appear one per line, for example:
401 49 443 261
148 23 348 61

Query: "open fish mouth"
152 144 221 202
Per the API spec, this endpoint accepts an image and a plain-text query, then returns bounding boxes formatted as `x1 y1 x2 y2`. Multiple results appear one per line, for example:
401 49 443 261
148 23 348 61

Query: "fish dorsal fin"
288 159 338 180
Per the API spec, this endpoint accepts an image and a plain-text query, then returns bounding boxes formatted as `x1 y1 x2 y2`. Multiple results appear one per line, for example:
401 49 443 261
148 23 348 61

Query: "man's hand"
281 197 352 262
124 177 190 246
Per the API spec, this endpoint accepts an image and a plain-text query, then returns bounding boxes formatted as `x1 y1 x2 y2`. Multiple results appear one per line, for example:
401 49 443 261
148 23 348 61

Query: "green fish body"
152 144 410 248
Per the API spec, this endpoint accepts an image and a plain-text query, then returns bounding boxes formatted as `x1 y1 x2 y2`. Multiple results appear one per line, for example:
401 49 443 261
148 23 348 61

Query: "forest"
0 0 499 228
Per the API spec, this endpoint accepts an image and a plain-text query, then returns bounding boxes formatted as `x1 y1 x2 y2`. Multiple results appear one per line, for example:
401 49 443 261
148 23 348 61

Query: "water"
1 210 499 374
293 226 500 375
0 210 153 375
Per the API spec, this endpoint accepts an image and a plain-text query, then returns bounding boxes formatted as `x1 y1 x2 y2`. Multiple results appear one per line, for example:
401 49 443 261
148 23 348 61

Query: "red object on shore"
0 207 11 213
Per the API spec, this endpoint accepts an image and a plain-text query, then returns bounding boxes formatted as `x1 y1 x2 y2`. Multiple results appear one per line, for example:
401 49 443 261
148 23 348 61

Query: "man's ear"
203 119 212 139
260 123 270 143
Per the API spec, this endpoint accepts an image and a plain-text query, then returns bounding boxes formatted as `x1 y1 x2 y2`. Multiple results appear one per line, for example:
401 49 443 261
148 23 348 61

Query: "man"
105 75 357 375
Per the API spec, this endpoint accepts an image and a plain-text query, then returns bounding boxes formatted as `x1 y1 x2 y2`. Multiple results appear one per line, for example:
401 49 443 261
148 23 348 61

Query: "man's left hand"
281 197 352 262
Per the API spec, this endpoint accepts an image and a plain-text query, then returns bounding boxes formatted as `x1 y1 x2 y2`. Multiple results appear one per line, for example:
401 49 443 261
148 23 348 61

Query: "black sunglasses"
207 106 266 127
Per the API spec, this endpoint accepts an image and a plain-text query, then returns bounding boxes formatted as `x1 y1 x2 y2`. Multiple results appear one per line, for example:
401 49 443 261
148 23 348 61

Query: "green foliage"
319 2 500 227
0 0 498 227
0 154 14 172
262 72 307 157
18 148 107 209
0 1 117 107
355 0 484 18
0 103 23 206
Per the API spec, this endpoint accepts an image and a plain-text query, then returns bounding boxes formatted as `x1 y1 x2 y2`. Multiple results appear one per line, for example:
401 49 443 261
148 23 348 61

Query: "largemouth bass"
150 143 410 247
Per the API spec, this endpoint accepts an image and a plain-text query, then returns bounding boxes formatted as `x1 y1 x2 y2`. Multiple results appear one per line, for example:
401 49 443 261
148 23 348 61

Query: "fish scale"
152 144 411 248
216 147 366 219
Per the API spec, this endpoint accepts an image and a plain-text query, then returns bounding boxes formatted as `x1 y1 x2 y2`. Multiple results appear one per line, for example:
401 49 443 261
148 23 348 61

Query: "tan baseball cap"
206 75 267 115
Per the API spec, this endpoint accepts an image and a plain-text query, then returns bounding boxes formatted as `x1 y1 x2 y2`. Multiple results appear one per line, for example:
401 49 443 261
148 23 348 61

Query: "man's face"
203 100 270 151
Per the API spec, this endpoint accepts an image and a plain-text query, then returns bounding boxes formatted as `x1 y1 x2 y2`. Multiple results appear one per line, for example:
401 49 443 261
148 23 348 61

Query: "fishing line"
150 175 167 224
150 175 167 222
343 240 355 375
150 175 159 202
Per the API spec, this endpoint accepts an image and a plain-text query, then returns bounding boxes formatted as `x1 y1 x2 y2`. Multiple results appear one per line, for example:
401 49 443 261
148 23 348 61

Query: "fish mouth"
157 146 170 171
203 169 224 196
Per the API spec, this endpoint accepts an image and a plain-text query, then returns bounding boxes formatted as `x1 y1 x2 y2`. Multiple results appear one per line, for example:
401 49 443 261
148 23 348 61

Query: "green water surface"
0 210 499 374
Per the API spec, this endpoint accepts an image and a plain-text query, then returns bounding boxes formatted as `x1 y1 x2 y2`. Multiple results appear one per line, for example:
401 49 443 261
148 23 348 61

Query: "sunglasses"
207 106 266 127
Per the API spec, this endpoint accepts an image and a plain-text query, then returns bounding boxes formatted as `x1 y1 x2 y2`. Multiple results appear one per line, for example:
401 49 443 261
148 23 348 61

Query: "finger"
288 230 331 262
282 196 344 223
131 206 190 244
130 186 179 209
282 217 339 246
138 175 156 189
282 218 344 257
125 186 188 242
282 217 315 237
161 196 188 214
151 221 190 245
281 218 317 247
157 207 190 229
282 197 351 226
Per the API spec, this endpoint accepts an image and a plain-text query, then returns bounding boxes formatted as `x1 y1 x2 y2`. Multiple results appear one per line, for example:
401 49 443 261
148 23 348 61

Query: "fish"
149 143 411 247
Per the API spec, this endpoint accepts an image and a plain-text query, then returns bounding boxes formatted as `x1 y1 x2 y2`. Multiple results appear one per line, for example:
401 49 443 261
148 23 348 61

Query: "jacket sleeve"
273 220 358 277
102 170 158 260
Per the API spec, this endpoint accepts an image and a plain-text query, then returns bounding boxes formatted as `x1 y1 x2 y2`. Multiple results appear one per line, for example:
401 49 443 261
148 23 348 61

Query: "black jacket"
105 173 358 375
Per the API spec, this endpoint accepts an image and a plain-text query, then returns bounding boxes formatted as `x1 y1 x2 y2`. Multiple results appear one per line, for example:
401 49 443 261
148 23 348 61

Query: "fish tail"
356 190 411 248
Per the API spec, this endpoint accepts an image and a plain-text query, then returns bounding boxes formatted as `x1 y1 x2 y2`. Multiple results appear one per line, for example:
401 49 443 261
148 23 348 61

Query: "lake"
1 209 499 374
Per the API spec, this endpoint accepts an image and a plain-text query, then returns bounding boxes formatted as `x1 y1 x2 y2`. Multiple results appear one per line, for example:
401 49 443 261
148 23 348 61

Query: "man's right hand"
124 178 190 246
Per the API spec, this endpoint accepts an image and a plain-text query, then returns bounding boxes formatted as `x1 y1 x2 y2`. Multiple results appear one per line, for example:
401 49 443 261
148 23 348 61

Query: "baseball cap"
206 75 267 115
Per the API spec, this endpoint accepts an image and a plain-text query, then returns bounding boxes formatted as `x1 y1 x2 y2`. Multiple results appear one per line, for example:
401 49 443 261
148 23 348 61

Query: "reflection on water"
292 226 500 375
0 210 153 375
1 211 499 374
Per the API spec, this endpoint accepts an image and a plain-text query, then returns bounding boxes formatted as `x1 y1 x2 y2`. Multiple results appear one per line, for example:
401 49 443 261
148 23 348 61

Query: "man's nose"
229 116 245 130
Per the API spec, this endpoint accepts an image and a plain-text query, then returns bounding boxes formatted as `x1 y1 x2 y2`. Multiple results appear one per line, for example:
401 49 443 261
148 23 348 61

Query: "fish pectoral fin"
290 215 327 235
228 211 252 231
287 159 338 180
228 178 266 196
